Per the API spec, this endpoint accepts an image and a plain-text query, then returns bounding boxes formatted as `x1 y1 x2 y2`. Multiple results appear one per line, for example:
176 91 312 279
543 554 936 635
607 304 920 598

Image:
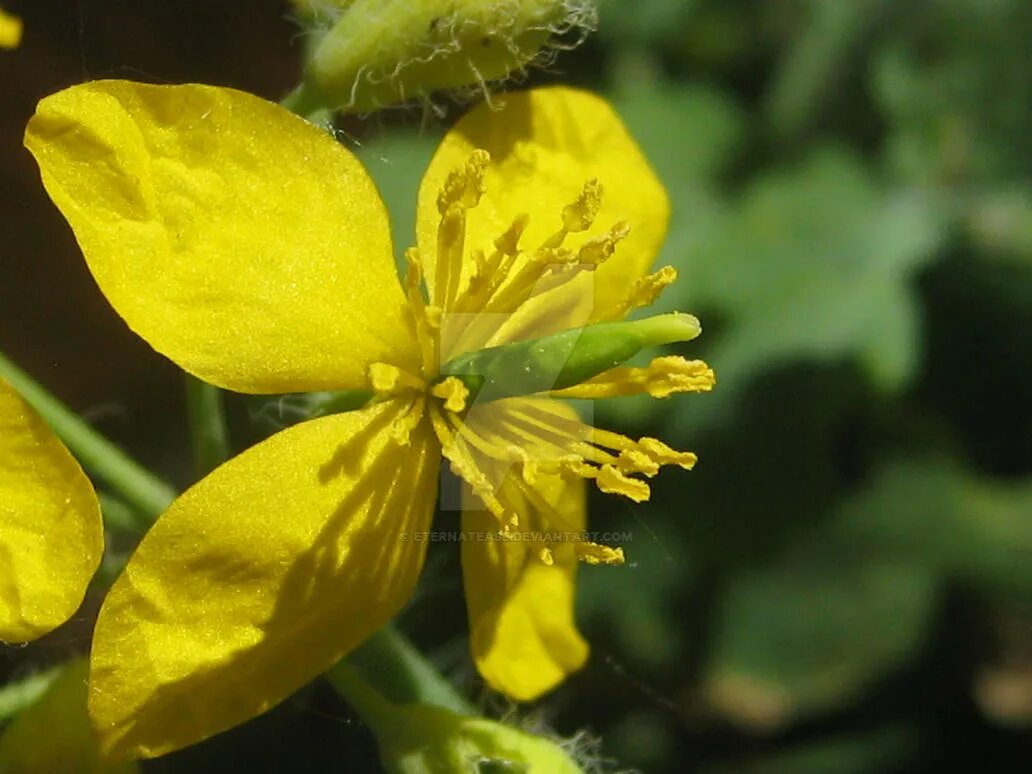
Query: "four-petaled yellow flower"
0 378 103 643
25 81 714 759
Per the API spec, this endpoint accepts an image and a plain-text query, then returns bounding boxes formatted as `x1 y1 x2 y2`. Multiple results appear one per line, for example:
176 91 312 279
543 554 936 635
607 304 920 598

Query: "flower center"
364 150 715 567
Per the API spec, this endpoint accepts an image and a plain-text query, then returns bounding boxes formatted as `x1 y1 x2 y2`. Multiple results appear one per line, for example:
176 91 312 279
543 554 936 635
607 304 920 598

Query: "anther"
576 542 626 566
430 376 469 413
437 149 490 213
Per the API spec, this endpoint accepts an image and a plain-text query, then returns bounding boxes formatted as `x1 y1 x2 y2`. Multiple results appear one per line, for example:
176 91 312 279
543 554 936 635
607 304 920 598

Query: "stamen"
576 542 626 566
617 448 660 477
550 356 716 400
368 362 425 396
537 547 555 566
543 179 603 248
403 248 438 376
453 213 529 315
595 464 651 502
607 265 679 320
430 376 469 413
435 150 490 309
574 221 629 269
429 405 509 521
639 438 698 470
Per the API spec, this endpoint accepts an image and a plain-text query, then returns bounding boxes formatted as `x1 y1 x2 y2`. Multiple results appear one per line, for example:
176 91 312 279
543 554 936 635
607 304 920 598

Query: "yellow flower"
0 8 22 49
25 81 714 759
0 377 103 643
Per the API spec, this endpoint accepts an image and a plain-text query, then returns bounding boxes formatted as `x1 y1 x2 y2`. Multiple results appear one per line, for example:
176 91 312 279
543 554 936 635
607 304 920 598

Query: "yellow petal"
460 401 588 700
25 81 418 394
0 658 139 773
0 378 102 643
0 9 21 49
89 400 440 759
417 87 669 346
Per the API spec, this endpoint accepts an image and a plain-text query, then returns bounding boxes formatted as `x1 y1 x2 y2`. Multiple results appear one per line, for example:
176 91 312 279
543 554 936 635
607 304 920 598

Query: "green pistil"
440 312 701 403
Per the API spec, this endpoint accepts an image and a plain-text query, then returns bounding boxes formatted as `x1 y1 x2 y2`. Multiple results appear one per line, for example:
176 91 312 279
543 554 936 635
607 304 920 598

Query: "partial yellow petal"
460 401 588 700
0 378 102 643
89 400 440 759
0 659 139 773
25 81 417 394
417 87 669 350
0 9 21 49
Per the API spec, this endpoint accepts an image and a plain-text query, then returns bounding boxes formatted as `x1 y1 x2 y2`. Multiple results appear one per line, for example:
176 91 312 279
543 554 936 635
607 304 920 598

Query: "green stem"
280 84 334 127
324 660 401 738
0 351 176 520
344 625 474 716
98 491 150 535
184 375 231 477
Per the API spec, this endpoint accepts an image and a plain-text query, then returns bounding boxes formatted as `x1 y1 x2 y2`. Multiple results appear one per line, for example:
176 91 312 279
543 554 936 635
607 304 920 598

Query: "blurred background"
1 0 1030 771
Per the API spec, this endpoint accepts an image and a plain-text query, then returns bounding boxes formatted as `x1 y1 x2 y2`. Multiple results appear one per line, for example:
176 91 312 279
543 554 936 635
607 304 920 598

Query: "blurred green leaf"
704 724 920 774
834 458 1032 599
871 0 1032 185
597 0 701 52
699 456 1032 728
701 550 938 729
665 148 945 432
578 517 694 670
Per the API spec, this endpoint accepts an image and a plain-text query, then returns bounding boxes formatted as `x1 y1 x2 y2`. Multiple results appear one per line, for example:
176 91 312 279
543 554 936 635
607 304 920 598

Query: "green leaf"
871 0 1032 185
668 148 945 433
699 456 1032 728
701 550 938 729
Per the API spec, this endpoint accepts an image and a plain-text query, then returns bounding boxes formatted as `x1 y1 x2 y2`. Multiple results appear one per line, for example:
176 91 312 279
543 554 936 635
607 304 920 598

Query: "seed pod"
299 0 597 113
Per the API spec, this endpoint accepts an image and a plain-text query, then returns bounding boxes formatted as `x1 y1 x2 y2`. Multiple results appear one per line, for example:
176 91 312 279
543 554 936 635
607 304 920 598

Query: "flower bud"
379 704 584 774
295 0 597 113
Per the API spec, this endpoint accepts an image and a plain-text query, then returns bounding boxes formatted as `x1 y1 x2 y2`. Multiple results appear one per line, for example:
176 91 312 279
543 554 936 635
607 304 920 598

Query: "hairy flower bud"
294 0 597 113
377 704 584 774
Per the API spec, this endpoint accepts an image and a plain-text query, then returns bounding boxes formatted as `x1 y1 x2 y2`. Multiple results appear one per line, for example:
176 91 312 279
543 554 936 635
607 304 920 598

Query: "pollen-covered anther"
368 362 425 396
437 149 490 213
574 220 630 269
550 355 716 400
639 437 698 470
537 547 556 566
562 179 603 232
631 265 678 308
576 542 626 566
430 376 469 413
542 178 603 249
595 464 650 503
617 448 660 477
494 213 529 255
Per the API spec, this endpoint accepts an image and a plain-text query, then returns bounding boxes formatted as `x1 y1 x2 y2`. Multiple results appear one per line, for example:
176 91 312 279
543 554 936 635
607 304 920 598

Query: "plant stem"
0 351 176 520
324 660 400 738
184 374 231 477
344 625 474 716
